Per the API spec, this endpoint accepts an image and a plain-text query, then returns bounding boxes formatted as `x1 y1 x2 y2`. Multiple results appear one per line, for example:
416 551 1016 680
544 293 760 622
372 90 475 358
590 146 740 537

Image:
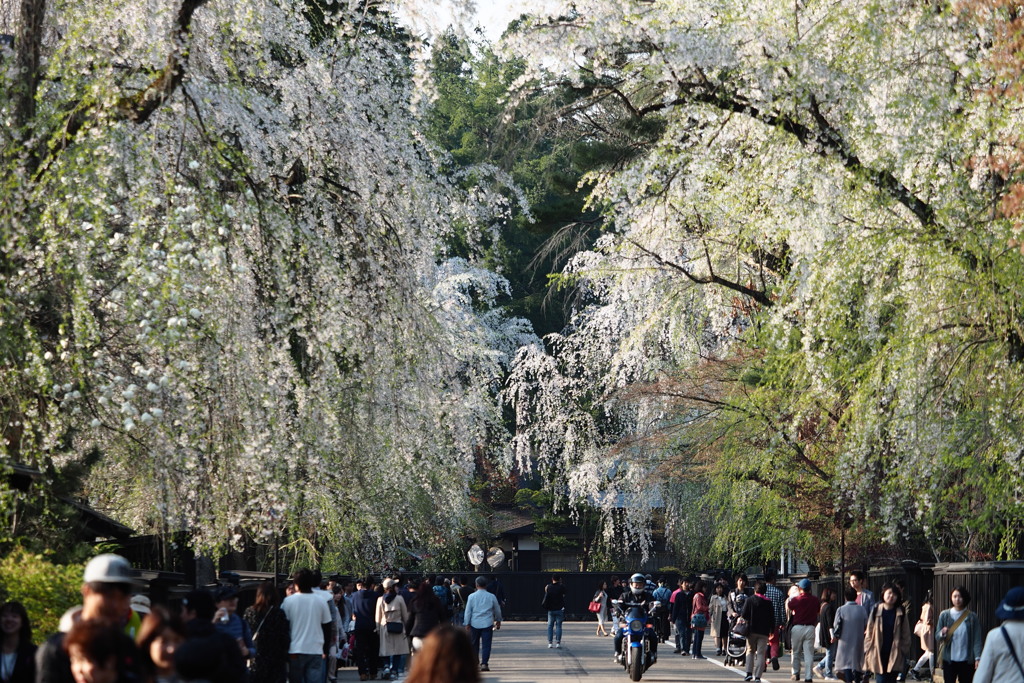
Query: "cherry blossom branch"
37 0 210 178
626 237 775 307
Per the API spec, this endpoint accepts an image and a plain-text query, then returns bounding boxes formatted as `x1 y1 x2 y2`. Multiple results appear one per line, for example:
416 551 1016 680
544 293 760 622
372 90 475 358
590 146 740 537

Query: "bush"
0 547 84 644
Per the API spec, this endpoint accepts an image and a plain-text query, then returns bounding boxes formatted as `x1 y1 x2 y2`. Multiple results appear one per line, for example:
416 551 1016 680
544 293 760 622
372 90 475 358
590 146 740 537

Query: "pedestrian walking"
864 583 912 683
974 586 1024 683
244 580 291 683
690 580 710 660
672 578 694 655
788 578 820 682
592 582 610 637
653 578 673 644
282 568 333 683
375 579 409 680
709 583 729 657
407 578 446 653
351 578 380 681
833 586 867 683
908 591 935 681
450 578 466 628
728 573 753 667
764 569 786 672
935 586 983 683
741 580 775 682
542 576 566 649
463 577 502 672
812 587 838 680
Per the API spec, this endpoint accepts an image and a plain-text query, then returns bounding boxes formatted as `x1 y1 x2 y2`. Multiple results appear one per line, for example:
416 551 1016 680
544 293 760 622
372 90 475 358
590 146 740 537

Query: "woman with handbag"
935 586 983 683
591 581 610 637
376 578 410 680
244 581 290 683
690 580 710 660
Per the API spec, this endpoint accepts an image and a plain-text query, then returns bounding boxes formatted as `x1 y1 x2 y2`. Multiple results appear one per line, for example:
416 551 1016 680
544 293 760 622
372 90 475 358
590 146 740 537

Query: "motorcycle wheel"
629 650 643 681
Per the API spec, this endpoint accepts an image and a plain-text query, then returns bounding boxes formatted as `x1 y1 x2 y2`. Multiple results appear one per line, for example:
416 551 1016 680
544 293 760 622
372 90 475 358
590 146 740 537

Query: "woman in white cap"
376 578 410 680
974 586 1024 683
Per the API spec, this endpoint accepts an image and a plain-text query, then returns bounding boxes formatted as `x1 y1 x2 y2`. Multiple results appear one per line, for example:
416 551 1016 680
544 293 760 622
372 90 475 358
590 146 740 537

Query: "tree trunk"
13 0 46 131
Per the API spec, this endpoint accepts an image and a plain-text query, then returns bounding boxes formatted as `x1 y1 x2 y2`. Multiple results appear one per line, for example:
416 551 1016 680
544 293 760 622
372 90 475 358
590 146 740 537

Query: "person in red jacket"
787 579 820 682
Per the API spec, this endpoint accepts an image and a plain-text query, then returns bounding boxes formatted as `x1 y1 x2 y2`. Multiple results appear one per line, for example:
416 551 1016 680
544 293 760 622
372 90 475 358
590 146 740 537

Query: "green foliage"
0 547 83 644
424 31 609 337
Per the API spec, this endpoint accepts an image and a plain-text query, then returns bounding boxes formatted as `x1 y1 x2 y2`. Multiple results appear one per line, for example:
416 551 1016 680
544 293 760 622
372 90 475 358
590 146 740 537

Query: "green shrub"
0 547 84 644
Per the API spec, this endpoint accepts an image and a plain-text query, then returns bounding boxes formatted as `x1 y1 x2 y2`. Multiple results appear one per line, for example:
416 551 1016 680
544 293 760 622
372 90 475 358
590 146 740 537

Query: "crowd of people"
5 555 502 683
584 569 1024 683
4 553 1023 683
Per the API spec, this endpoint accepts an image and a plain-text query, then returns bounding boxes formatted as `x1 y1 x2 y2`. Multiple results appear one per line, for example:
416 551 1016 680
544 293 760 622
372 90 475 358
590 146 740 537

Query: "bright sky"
396 0 566 43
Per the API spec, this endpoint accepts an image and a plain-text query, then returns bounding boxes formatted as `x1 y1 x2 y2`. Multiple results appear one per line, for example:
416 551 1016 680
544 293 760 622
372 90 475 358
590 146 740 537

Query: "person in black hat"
974 586 1024 683
213 585 254 664
177 588 246 683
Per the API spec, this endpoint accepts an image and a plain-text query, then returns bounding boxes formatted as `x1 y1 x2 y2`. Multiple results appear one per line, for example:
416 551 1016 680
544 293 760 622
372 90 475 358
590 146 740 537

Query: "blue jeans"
692 628 705 657
675 618 691 652
469 625 494 665
387 654 405 674
288 653 324 683
547 609 564 644
820 641 836 677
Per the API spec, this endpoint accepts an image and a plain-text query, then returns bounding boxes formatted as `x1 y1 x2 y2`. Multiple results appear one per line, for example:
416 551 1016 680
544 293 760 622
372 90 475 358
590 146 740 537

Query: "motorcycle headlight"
629 619 645 633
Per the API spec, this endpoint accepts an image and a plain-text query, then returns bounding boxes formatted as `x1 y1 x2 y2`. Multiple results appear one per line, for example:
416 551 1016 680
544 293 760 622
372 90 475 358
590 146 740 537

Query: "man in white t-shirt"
283 568 333 683
311 571 341 683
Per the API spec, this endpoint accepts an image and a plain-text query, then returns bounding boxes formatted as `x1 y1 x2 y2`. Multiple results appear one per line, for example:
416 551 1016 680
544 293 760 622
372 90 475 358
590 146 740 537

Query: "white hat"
83 554 139 585
130 594 151 614
58 606 82 633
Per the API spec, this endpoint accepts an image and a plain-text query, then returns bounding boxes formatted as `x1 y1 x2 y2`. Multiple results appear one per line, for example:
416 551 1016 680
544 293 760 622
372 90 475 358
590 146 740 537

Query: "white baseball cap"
83 554 140 585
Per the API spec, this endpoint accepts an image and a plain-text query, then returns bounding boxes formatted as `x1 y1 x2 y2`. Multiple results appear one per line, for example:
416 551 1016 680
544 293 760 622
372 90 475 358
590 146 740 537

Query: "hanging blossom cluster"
503 0 1024 560
0 0 538 559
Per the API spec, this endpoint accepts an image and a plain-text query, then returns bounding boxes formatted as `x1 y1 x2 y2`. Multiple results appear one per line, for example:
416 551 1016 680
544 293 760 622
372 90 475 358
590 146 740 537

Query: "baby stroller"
723 615 747 667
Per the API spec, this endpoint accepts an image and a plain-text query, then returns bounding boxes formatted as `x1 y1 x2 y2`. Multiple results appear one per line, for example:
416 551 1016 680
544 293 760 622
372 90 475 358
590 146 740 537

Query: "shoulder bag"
934 610 970 683
588 593 603 613
1000 626 1024 680
251 606 273 643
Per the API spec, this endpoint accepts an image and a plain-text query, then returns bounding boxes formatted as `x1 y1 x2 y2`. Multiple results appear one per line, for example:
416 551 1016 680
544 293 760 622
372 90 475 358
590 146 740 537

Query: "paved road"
339 622 805 683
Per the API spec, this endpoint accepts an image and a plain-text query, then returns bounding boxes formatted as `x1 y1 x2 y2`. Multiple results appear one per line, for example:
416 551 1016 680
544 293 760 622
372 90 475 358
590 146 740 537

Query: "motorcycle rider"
613 573 661 665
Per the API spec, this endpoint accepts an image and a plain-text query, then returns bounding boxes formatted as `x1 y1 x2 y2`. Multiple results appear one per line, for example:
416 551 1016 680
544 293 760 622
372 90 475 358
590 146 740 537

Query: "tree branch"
626 238 775 307
634 86 944 239
41 0 209 172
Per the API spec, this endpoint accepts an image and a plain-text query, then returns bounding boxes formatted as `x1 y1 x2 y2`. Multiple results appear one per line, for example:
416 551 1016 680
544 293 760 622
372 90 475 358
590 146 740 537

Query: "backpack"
433 584 452 617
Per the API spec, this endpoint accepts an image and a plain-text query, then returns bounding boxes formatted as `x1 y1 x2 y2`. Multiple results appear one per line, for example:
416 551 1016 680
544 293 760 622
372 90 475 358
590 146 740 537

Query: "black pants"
943 660 975 683
353 628 379 676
